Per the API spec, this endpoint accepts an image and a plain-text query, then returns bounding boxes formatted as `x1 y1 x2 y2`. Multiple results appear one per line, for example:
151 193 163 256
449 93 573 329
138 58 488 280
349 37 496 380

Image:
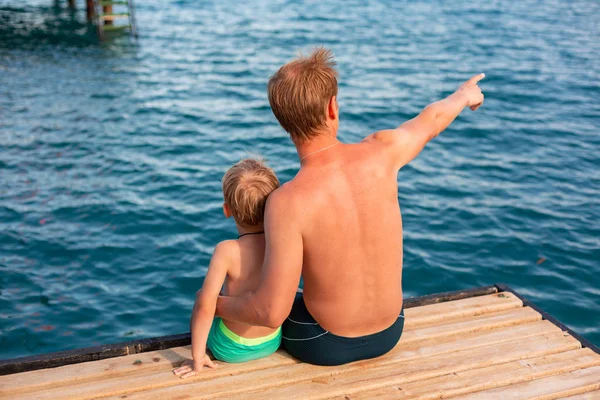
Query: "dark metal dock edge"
1 284 596 375
494 283 600 357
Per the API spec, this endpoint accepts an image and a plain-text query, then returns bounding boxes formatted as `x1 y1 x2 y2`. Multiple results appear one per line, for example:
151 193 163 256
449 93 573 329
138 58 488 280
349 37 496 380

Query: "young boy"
173 158 281 378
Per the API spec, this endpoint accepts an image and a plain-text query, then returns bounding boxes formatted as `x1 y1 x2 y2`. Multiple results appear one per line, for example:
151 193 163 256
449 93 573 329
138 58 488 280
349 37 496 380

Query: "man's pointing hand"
458 73 485 111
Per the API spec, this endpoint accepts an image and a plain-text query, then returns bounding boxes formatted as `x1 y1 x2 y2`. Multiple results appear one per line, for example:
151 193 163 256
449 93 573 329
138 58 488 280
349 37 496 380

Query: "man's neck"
295 128 340 163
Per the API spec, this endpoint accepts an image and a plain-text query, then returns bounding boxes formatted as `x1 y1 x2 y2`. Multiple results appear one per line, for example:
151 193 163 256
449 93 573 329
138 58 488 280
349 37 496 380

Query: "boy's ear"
327 95 338 120
223 203 232 218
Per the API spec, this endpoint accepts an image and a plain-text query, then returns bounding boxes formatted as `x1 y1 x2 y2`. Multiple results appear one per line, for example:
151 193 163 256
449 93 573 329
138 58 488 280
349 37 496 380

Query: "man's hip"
282 293 404 366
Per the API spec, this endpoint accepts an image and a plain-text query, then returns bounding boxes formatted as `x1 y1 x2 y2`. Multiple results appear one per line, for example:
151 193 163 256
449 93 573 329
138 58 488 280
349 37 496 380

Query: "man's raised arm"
367 73 485 169
215 190 303 329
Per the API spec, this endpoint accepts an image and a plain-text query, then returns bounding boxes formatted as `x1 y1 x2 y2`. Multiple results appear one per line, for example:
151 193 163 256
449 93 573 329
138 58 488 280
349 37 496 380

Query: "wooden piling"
103 3 113 25
86 0 93 22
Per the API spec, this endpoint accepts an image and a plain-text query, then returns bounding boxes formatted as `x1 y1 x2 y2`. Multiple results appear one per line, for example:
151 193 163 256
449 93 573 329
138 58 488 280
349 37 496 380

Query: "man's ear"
223 203 232 218
327 96 338 120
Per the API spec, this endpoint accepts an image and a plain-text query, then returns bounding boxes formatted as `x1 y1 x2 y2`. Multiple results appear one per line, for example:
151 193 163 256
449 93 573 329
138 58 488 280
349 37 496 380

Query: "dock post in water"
87 0 137 40
86 0 94 22
102 2 113 25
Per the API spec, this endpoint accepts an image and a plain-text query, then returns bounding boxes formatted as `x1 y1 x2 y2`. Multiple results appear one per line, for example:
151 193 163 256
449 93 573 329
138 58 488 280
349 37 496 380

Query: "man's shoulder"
360 130 411 172
363 128 405 147
267 182 296 206
265 182 305 217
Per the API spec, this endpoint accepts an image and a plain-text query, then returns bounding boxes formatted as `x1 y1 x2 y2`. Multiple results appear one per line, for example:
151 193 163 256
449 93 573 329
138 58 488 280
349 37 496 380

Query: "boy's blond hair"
222 159 280 227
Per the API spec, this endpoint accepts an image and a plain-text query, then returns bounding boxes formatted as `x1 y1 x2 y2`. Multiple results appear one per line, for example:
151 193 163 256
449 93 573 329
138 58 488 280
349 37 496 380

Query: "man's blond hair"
268 47 338 142
222 159 280 227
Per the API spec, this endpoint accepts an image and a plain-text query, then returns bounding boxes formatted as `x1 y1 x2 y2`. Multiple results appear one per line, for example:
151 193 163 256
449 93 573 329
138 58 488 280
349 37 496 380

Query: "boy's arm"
366 73 485 170
173 241 233 379
216 191 303 328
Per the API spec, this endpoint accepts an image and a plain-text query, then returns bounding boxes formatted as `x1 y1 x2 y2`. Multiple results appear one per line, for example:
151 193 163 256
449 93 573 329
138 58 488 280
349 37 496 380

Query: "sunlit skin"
216 74 485 338
173 204 277 379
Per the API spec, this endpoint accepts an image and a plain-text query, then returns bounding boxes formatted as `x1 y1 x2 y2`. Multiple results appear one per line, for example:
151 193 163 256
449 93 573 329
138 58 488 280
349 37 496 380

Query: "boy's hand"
456 73 485 111
172 355 217 379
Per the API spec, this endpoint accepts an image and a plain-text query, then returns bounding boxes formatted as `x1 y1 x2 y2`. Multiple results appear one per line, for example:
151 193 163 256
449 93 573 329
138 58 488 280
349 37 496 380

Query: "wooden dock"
1 285 599 399
64 0 137 39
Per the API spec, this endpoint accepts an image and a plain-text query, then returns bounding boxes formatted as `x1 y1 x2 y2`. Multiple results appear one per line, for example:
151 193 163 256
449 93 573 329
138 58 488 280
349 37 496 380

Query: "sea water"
0 0 598 358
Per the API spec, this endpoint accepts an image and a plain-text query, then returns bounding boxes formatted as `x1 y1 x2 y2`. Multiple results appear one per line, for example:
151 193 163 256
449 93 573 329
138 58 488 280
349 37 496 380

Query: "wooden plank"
392 320 559 360
100 14 129 21
205 331 582 400
347 348 600 399
496 284 600 357
339 387 400 400
403 285 498 309
400 306 541 344
0 305 539 396
453 365 600 400
0 332 192 376
404 292 522 329
559 390 600 399
0 346 191 395
0 348 297 397
101 331 580 400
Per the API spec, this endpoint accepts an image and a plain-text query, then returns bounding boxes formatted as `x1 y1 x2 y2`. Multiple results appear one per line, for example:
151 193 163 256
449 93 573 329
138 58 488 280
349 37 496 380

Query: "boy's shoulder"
214 239 240 262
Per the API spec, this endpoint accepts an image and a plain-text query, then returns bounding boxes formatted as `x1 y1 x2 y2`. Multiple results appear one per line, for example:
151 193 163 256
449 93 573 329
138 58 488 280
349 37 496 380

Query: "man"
216 47 484 366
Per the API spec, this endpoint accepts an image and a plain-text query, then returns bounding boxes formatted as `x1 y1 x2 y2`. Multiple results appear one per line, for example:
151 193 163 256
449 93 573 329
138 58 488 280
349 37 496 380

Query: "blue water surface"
1 0 599 359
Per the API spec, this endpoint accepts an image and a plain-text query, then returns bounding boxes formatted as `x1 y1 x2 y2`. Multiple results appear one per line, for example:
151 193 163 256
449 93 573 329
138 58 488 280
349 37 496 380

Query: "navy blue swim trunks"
282 293 404 366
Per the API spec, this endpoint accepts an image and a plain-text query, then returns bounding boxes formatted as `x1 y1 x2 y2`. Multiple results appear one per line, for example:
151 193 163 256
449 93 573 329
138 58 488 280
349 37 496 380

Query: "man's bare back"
281 140 403 336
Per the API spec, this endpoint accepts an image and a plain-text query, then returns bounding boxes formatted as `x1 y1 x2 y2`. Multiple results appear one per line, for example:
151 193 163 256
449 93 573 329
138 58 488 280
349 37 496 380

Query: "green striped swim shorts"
207 318 281 363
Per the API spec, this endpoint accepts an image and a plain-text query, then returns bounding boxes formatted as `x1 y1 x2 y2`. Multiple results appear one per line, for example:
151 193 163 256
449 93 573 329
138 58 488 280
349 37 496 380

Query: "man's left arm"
364 73 485 170
216 190 303 328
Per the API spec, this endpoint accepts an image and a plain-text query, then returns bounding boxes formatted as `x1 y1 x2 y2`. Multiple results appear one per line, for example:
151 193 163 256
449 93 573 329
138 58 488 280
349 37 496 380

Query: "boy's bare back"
219 236 279 339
